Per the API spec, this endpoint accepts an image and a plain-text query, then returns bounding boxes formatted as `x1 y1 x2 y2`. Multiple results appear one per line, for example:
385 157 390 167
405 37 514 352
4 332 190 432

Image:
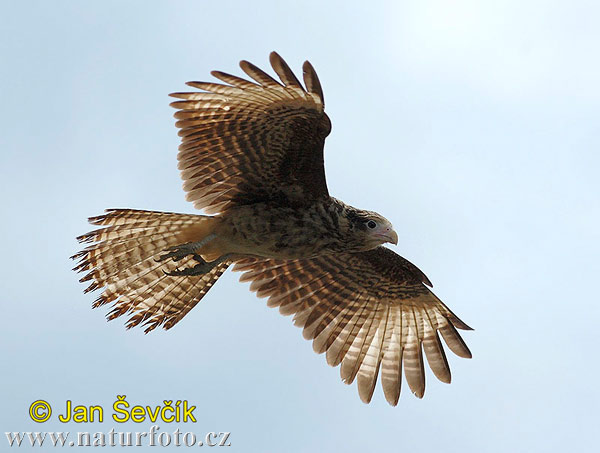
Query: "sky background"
1 1 599 451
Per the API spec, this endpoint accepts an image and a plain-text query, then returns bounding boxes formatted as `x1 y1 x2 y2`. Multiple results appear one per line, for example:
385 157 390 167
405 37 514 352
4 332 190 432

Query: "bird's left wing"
233 247 472 405
170 52 331 214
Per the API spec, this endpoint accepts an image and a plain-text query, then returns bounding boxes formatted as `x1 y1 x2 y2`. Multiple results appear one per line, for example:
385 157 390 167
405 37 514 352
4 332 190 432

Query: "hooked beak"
386 230 398 245
374 227 398 245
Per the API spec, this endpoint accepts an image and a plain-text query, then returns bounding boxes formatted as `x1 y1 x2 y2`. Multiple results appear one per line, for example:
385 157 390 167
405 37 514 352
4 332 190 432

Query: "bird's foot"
164 253 230 277
156 244 197 262
155 234 216 263
164 255 211 276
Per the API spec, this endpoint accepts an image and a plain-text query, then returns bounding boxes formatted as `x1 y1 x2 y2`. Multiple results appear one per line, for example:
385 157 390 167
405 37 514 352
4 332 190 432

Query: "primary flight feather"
72 52 472 405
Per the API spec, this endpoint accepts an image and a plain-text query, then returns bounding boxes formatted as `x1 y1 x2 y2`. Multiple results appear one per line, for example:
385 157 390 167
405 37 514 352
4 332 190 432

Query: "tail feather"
72 209 228 333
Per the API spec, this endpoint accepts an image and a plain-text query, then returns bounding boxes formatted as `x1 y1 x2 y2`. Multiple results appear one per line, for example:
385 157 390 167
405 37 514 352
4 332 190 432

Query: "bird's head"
347 208 398 250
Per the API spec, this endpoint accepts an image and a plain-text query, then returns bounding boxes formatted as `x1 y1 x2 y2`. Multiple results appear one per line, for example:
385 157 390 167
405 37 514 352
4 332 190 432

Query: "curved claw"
156 250 184 262
164 260 214 277
162 253 230 277
156 244 199 262
155 235 217 263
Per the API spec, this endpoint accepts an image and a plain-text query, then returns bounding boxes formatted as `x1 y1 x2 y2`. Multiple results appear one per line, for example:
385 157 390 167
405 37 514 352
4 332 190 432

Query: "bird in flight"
72 52 472 405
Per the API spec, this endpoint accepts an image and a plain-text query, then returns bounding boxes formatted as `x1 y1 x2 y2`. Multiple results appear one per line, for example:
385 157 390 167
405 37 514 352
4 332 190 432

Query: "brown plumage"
72 52 472 405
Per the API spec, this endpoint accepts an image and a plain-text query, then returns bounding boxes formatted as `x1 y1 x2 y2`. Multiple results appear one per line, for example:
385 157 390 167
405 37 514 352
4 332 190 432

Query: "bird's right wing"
170 52 332 214
233 247 472 405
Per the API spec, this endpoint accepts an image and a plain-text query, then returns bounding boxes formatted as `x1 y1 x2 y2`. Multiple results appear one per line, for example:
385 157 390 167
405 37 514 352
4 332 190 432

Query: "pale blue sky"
1 1 599 451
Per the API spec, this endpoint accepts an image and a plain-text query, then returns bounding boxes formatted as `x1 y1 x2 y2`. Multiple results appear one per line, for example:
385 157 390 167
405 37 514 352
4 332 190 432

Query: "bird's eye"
366 220 377 229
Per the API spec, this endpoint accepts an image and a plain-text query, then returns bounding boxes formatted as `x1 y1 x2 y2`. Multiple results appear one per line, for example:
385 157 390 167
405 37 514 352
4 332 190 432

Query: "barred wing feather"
233 247 472 405
170 51 331 214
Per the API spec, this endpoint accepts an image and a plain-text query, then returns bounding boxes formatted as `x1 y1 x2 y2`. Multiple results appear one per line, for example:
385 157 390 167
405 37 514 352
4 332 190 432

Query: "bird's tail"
71 208 229 333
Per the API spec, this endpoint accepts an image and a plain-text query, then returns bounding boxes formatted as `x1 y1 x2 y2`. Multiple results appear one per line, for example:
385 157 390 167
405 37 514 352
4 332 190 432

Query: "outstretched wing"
170 51 331 214
233 247 472 405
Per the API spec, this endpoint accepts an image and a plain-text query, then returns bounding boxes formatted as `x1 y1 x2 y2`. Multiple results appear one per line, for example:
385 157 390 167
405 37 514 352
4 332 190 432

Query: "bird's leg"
156 234 229 276
155 234 216 262
164 254 231 277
